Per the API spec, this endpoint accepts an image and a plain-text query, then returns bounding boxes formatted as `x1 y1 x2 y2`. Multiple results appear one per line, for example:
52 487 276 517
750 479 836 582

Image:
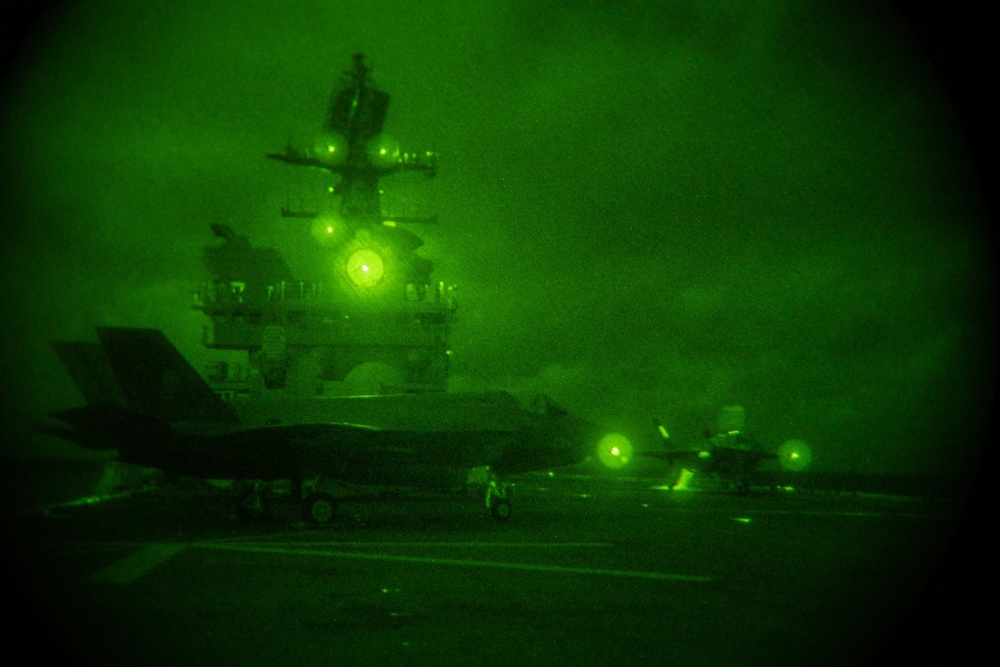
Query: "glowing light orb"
311 216 342 245
366 133 401 169
778 439 813 472
597 433 633 470
346 249 384 287
313 132 348 165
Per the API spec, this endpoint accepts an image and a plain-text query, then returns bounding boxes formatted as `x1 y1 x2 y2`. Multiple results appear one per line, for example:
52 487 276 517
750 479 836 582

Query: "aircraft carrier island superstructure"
193 54 455 399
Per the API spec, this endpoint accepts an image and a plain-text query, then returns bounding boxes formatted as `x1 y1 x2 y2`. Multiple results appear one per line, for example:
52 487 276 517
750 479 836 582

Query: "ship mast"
194 54 454 398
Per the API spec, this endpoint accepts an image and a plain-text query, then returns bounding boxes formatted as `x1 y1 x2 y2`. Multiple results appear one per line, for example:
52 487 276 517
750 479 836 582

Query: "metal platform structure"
193 54 455 398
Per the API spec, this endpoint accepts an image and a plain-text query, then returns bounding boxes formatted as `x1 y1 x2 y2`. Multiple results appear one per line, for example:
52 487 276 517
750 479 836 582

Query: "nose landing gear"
485 478 512 522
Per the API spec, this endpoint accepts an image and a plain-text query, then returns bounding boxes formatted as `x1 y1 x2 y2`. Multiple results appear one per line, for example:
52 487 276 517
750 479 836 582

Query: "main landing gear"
466 466 512 521
484 476 512 522
299 477 341 524
466 466 513 522
232 478 339 524
301 492 338 524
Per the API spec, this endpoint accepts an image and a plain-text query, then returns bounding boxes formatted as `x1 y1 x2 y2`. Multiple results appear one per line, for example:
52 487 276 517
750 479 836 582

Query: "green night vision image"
0 1 994 665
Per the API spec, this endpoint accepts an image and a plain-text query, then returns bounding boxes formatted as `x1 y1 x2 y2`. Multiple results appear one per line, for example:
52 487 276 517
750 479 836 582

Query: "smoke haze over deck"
0 1 994 474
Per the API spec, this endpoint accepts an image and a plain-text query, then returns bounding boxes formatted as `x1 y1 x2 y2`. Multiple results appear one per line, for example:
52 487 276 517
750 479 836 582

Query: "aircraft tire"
489 498 512 522
303 493 337 524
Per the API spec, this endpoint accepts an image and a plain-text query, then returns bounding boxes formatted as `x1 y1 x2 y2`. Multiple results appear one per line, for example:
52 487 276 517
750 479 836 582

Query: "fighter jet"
39 328 618 522
645 406 812 493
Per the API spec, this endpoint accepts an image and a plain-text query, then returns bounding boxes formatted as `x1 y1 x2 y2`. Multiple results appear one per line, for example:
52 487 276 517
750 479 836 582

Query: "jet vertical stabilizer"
96 327 238 425
51 341 125 407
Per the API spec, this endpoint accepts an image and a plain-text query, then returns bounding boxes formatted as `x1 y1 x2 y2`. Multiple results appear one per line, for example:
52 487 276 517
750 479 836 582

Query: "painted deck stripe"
197 542 713 582
640 505 950 519
87 544 185 585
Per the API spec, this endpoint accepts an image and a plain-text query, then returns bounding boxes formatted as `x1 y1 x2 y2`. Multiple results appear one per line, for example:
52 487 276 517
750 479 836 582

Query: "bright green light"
311 216 342 245
597 433 633 469
314 132 347 165
778 439 813 472
672 468 695 490
346 249 384 286
366 133 401 169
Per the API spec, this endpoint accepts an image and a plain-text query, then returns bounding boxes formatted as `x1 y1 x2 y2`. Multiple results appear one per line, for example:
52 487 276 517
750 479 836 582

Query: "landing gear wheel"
489 498 512 522
485 479 512 522
302 492 337 524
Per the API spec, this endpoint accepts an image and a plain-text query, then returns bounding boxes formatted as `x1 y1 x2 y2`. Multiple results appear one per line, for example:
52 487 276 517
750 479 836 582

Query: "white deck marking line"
763 509 946 519
644 507 950 519
87 544 185 585
210 530 317 543
196 542 714 582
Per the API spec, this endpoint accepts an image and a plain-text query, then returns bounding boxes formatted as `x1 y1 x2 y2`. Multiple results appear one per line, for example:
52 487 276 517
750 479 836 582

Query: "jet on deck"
40 328 626 522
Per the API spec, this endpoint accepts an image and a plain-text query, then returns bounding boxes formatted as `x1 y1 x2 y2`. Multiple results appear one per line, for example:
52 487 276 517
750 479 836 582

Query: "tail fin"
96 327 237 425
51 341 126 407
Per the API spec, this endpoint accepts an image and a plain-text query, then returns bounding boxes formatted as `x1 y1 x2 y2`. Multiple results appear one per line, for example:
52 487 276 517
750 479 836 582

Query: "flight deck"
3 472 973 666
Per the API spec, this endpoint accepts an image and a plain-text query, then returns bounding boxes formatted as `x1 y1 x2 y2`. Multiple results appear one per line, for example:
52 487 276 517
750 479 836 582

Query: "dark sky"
1 0 995 474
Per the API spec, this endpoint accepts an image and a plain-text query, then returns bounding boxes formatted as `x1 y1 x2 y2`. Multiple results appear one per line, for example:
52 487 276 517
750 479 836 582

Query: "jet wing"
231 390 532 432
288 424 517 488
